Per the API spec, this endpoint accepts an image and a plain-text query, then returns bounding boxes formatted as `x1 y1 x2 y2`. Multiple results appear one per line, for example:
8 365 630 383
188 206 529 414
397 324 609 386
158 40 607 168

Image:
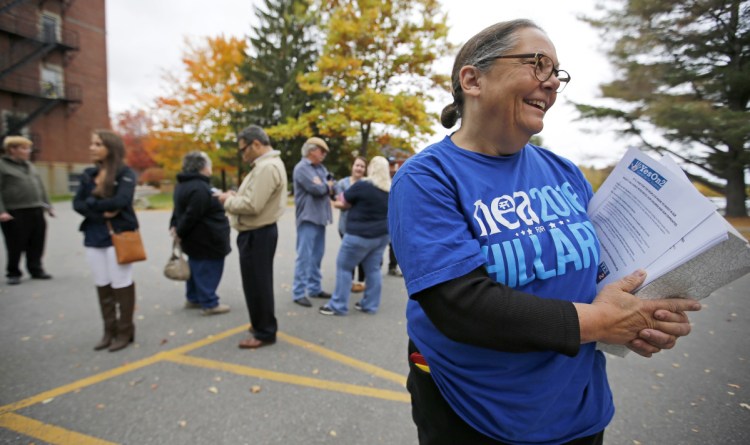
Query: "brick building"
0 0 108 195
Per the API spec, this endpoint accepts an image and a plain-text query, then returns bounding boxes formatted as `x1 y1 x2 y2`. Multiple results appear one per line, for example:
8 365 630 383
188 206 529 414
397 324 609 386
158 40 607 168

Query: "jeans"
186 257 225 309
292 221 326 300
327 233 389 314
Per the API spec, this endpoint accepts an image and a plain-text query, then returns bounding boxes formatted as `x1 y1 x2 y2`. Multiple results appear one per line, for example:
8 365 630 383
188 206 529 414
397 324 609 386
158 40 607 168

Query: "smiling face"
351 158 366 179
463 27 562 154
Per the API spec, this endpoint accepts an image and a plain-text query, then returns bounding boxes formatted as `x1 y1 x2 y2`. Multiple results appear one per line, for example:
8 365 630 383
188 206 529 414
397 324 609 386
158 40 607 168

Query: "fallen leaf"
96 404 105 409
178 420 187 428
21 337 30 341
728 383 740 389
42 335 54 340
740 403 750 410
187 329 194 335
169 331 176 337
250 385 261 393
151 384 158 390
42 398 54 404
672 363 681 368
329 430 337 437
213 376 222 382
160 338 168 345
312 369 319 375
208 386 219 394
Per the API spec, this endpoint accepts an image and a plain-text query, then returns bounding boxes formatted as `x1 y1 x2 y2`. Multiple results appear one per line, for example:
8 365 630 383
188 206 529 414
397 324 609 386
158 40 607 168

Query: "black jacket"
73 166 139 248
170 173 230 259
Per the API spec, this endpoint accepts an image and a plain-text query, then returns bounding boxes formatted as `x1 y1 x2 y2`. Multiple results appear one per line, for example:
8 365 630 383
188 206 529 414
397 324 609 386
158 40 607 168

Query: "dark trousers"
407 340 604 445
1 207 47 278
237 224 278 342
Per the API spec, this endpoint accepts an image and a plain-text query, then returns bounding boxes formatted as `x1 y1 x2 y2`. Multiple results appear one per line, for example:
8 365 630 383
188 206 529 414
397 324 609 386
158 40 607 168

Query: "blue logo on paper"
628 158 668 190
596 262 610 284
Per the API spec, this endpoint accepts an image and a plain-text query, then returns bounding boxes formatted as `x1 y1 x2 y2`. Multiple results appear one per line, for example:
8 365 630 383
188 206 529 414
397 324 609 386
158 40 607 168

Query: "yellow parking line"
163 353 410 403
277 331 407 386
0 412 117 445
0 352 166 414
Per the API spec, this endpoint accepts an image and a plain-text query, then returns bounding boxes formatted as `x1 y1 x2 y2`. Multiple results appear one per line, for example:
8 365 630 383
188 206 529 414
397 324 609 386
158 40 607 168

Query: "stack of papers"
588 147 750 356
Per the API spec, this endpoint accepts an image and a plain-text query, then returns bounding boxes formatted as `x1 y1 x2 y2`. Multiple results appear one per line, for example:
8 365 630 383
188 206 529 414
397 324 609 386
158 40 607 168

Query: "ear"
458 65 482 97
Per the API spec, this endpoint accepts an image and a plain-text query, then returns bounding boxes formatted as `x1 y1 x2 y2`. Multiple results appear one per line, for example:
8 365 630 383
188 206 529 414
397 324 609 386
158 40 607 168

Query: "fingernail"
641 330 651 339
633 269 646 278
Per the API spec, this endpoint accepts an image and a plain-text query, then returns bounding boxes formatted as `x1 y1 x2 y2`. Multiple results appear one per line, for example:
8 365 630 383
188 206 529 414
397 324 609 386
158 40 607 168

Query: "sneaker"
7 276 21 285
351 282 365 293
388 266 403 277
202 303 230 315
294 296 312 307
354 301 364 312
310 291 332 299
318 305 337 316
184 301 201 309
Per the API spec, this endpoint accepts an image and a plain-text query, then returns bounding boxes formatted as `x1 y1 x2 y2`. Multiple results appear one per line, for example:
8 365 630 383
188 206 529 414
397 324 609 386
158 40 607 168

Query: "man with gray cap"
291 136 334 307
216 125 287 348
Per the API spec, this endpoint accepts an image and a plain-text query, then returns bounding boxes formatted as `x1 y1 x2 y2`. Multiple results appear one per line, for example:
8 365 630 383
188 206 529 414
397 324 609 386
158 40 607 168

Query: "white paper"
588 147 717 290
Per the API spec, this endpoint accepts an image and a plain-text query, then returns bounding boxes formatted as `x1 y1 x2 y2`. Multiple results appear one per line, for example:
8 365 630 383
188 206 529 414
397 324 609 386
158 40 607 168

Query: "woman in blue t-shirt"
320 156 391 315
334 156 368 292
388 19 702 445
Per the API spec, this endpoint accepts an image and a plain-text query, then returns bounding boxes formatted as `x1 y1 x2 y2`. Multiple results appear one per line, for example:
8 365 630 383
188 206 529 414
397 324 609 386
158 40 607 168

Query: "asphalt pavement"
0 204 748 445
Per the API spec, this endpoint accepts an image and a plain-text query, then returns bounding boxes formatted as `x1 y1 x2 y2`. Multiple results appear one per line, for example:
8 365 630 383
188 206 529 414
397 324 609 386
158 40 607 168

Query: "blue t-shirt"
388 136 611 445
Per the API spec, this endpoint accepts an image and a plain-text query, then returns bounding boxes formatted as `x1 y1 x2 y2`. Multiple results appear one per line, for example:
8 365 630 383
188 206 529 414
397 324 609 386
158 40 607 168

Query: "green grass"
50 194 73 203
143 192 173 210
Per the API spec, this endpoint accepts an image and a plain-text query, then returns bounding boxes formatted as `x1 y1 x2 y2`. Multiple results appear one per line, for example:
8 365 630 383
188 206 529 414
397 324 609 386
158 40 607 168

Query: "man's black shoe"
7 276 21 285
31 272 52 280
294 296 312 307
310 291 331 299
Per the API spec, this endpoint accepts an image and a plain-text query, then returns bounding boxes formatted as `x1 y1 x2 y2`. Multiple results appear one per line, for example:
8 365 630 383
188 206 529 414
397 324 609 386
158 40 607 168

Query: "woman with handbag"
73 129 140 352
169 151 231 315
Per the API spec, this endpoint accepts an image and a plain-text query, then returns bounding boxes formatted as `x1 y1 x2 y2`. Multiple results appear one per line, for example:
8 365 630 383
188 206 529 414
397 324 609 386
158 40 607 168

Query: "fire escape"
0 0 81 140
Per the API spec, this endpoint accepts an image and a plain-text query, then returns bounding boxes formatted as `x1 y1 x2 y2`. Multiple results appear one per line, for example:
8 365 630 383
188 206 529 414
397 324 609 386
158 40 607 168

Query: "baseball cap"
305 137 329 152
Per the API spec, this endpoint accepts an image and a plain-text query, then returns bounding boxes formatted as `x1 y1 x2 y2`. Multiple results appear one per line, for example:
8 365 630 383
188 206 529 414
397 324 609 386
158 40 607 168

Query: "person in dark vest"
0 136 54 285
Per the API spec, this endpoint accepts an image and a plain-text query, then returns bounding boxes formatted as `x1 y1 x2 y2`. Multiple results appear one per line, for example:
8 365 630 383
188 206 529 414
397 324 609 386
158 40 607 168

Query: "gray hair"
441 19 543 129
182 151 211 173
238 125 270 146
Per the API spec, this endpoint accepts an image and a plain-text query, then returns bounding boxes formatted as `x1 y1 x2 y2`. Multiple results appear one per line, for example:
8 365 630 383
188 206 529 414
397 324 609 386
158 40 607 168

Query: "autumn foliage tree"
275 0 453 159
113 109 157 174
576 0 749 217
149 35 248 180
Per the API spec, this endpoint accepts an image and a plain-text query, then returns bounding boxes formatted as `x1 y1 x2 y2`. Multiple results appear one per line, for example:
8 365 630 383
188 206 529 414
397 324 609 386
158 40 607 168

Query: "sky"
105 0 627 167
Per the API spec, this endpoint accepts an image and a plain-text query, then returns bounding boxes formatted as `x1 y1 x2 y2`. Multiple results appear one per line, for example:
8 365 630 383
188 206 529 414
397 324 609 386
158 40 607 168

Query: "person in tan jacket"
216 125 287 349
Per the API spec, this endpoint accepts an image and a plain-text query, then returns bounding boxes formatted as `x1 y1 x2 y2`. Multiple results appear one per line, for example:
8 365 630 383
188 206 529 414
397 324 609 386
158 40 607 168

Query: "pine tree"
233 0 321 179
576 0 749 217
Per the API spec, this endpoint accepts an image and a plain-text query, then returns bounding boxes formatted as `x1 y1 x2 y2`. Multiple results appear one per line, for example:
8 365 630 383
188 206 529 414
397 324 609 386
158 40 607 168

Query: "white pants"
85 247 133 289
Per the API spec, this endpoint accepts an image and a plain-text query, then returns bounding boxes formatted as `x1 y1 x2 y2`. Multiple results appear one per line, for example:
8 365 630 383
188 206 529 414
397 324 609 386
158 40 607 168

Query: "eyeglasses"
480 53 570 93
238 142 249 153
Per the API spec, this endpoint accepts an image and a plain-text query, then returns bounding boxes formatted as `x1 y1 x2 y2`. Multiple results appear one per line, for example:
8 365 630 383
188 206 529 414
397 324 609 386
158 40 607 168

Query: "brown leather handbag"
107 221 147 264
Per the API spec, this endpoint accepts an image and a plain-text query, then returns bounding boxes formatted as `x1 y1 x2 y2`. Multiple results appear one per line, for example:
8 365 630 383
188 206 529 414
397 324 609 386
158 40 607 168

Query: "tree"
233 0 322 181
150 35 248 179
113 109 157 174
575 0 750 217
276 0 453 160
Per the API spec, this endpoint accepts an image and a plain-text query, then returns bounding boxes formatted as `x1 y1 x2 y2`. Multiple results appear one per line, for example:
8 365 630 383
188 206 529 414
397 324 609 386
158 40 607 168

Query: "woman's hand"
575 270 701 356
103 210 120 218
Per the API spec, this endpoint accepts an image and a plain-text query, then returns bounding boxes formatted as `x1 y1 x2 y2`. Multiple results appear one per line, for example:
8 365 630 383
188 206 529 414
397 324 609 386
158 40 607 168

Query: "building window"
41 14 59 43
40 64 64 98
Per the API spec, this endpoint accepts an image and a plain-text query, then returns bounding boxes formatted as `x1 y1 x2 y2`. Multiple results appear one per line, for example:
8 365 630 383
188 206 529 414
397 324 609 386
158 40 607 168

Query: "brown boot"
94 285 117 350
109 283 136 352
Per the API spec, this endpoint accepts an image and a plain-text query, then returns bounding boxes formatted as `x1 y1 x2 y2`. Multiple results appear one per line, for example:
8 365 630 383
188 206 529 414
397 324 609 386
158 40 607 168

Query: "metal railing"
0 12 79 49
0 75 81 101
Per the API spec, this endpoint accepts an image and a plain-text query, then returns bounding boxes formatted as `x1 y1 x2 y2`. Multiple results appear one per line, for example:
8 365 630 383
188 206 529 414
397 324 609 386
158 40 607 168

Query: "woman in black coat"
170 151 231 315
73 129 139 352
